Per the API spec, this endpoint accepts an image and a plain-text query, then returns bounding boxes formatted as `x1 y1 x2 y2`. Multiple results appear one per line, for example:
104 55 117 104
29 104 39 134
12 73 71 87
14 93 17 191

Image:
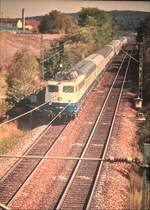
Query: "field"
0 32 65 69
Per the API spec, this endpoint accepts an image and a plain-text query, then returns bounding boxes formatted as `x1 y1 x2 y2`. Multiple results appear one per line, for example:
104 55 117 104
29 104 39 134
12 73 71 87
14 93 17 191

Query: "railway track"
0 119 69 205
0 47 132 210
0 53 120 208
54 51 132 209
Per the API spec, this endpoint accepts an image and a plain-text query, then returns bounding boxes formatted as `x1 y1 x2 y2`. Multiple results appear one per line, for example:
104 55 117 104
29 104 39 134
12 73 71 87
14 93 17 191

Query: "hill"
108 10 149 31
70 10 149 31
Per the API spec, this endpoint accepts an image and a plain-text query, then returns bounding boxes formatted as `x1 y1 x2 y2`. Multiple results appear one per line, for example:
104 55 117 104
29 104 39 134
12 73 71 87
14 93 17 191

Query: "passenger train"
45 36 128 118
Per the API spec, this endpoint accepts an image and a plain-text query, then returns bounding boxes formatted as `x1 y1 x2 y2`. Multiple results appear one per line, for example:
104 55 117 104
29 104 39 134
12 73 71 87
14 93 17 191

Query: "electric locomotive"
45 36 127 118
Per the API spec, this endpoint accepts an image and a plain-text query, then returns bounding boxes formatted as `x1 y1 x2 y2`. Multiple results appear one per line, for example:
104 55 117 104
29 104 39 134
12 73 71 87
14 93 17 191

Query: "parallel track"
0 122 68 205
55 51 132 210
0 47 131 209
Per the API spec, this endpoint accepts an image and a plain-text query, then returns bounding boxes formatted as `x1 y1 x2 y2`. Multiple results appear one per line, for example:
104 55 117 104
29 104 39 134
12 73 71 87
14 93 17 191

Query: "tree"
38 14 52 34
62 14 78 34
7 50 41 104
42 43 71 80
136 21 144 42
144 15 150 37
39 10 78 34
78 7 108 27
78 7 118 47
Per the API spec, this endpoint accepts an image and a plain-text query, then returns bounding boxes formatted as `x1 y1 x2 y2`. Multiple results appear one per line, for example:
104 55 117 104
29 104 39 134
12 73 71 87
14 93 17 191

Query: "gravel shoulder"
0 57 140 210
0 124 47 178
91 90 141 210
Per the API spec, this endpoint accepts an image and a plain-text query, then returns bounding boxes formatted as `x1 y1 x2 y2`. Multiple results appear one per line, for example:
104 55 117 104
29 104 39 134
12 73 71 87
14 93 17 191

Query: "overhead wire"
0 155 148 168
0 86 73 127
0 39 72 126
39 36 73 64
121 48 139 63
0 38 126 126
0 101 49 126
39 31 88 74
40 46 64 64
3 44 65 104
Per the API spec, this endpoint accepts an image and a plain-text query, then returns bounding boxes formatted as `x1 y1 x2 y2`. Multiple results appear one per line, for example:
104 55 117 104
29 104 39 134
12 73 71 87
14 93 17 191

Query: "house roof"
25 19 40 31
0 18 19 24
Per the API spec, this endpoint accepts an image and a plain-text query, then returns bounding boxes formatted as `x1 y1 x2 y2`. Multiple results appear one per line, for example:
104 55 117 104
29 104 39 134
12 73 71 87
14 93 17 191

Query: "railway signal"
134 42 146 121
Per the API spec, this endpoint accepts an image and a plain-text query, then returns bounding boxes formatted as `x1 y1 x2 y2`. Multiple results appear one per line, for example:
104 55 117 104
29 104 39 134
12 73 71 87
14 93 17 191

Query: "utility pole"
134 41 145 121
138 42 143 99
40 34 45 79
22 8 25 32
58 40 64 71
59 40 64 57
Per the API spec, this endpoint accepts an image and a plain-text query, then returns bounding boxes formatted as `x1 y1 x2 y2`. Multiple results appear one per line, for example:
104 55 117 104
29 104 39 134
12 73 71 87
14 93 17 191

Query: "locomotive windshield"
63 86 74 93
48 85 58 92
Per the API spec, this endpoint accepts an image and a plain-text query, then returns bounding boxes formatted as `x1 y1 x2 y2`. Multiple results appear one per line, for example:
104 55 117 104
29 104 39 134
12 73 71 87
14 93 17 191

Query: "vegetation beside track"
138 15 150 144
0 122 24 155
134 14 150 209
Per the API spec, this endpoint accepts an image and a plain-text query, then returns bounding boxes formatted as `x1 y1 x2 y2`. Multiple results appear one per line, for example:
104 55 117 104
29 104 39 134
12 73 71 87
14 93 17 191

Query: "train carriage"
45 36 128 118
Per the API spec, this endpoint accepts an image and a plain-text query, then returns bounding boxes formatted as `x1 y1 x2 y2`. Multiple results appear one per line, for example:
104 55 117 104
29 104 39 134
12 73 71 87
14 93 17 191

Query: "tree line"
40 8 118 80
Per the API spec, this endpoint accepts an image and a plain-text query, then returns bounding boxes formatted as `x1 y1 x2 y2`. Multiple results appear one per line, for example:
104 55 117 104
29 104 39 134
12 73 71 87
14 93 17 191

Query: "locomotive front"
45 80 78 118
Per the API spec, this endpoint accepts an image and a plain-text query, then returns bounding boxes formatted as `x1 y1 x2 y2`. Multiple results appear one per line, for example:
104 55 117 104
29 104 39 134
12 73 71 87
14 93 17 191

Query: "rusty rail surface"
0 122 68 205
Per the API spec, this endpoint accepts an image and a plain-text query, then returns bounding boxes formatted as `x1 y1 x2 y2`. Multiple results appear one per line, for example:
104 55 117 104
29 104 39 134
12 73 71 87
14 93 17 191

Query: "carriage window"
63 86 74 93
48 85 58 92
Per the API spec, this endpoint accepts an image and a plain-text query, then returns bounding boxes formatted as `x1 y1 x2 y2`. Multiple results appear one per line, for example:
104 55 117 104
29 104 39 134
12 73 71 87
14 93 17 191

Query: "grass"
130 168 143 210
129 141 143 210
0 122 24 155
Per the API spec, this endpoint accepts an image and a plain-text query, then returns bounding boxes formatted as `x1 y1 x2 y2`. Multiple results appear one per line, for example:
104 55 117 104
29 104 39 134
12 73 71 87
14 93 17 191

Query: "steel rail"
55 52 128 210
0 102 71 182
0 203 9 210
7 122 72 207
0 123 68 206
86 50 132 210
0 105 73 206
121 48 139 63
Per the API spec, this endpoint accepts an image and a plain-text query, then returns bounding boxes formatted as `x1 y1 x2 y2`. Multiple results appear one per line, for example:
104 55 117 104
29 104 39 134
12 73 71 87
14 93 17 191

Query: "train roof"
97 45 113 58
75 60 96 77
74 43 114 77
47 37 126 83
47 74 85 86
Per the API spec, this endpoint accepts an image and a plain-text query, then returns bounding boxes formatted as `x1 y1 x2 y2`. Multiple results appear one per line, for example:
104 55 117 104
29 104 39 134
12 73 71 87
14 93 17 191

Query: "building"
0 18 19 30
25 19 40 32
0 18 40 32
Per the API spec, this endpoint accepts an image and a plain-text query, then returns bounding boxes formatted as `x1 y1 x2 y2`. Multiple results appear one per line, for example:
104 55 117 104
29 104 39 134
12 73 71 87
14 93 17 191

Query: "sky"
0 0 149 18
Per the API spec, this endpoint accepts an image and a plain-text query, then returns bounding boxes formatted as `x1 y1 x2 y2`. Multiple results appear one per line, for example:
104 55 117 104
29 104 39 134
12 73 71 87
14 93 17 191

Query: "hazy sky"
0 0 149 18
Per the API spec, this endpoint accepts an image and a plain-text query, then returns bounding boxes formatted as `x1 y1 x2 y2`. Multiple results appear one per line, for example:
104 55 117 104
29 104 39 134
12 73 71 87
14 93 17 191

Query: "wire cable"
0 101 49 126
40 47 64 64
0 38 126 126
0 155 148 168
121 48 139 63
0 86 73 126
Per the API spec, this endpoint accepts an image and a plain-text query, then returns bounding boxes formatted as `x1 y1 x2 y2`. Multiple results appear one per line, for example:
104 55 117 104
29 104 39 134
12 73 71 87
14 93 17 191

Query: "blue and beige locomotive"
45 36 127 118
